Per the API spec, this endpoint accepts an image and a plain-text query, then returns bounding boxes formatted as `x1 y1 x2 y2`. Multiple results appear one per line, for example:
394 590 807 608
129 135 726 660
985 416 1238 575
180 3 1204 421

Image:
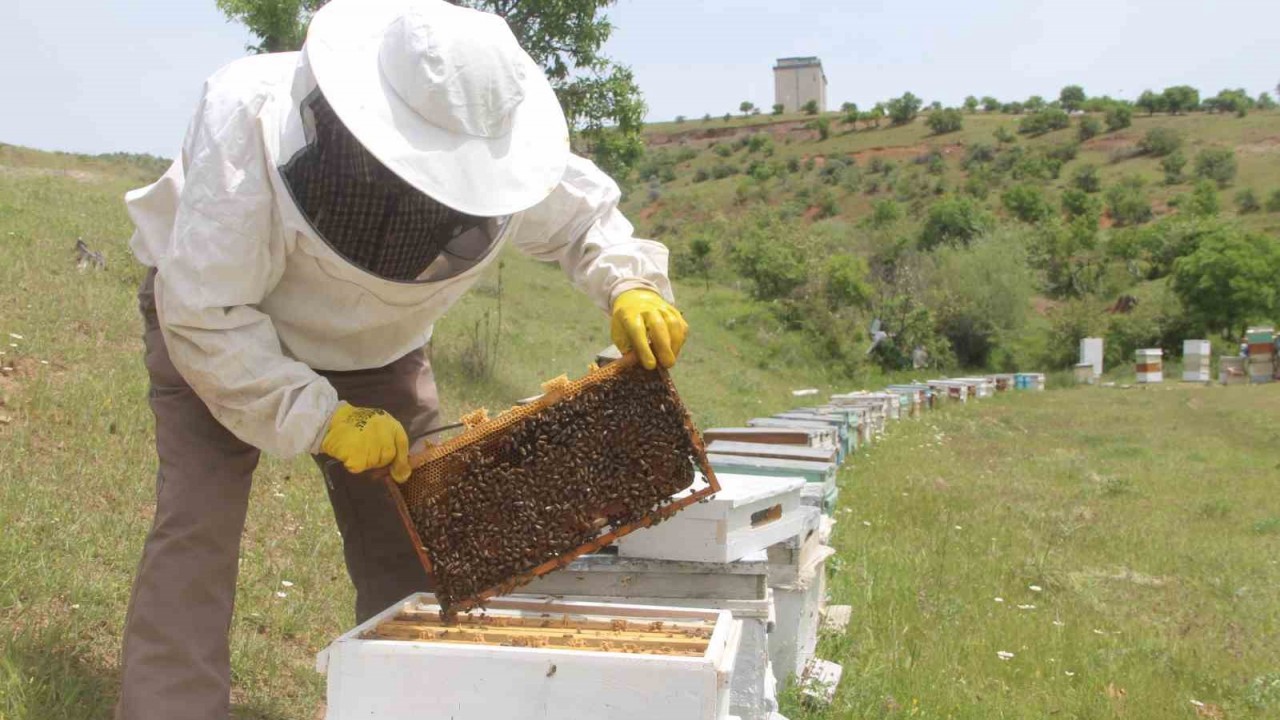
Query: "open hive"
387 353 719 615
363 605 714 656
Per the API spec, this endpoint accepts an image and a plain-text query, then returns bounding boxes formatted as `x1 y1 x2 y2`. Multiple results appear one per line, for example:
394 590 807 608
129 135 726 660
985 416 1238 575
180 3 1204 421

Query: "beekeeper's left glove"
610 289 689 370
321 402 412 483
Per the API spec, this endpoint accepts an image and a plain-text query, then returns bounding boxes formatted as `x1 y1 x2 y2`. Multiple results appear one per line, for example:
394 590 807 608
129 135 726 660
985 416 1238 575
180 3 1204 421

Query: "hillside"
618 106 1280 378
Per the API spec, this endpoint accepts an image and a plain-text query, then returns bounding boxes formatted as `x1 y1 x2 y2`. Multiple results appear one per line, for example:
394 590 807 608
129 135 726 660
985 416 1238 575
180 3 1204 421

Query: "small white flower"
1028 585 1043 592
8 333 22 340
996 651 1015 660
994 597 1004 603
7 343 15 348
281 580 294 588
1052 620 1065 627
1017 604 1036 610
71 604 80 609
276 591 288 598
39 360 48 365
862 520 872 527
1093 628 1106 635
1189 700 1205 708
273 492 285 498
1065 670 1075 677
954 525 963 530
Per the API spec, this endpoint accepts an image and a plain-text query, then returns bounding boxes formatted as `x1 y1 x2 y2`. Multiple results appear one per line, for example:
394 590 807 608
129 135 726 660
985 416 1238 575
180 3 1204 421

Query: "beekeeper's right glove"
321 402 412 483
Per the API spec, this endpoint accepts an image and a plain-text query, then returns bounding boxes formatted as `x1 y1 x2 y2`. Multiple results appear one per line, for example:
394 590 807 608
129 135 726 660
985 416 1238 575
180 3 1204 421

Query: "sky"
3 0 1277 157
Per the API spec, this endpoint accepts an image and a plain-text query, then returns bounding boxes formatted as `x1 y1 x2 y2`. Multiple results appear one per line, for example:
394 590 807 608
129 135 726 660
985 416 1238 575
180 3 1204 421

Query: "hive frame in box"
383 352 721 613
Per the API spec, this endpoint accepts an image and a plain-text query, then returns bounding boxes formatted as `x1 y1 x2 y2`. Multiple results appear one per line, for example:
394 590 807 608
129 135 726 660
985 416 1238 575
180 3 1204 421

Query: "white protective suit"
126 51 671 458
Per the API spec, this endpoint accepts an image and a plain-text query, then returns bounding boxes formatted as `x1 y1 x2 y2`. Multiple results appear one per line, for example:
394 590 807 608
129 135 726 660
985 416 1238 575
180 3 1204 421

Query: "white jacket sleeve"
512 154 674 311
148 78 338 457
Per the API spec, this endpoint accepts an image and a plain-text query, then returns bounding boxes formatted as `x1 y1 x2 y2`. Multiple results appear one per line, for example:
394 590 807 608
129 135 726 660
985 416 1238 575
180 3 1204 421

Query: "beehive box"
703 427 835 452
386 354 719 613
1220 356 1248 385
317 594 741 720
705 440 838 465
706 453 837 498
1080 337 1104 377
987 374 1016 392
615 473 806 564
1015 372 1046 391
1183 340 1211 382
927 380 969 402
767 539 832 685
1136 348 1163 383
808 406 870 448
1074 363 1096 385
952 377 994 399
745 418 848 462
884 385 926 416
518 551 774 720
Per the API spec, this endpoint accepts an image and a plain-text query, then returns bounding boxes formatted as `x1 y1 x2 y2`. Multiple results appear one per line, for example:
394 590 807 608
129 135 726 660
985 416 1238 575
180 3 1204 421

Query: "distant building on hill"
773 57 827 113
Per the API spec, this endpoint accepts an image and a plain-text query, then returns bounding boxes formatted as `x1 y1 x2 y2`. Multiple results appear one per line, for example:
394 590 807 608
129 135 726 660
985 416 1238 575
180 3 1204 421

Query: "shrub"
692 168 710 183
1267 189 1280 213
747 133 773 154
868 199 902 228
1071 163 1102 193
1194 148 1238 187
919 196 995 249
887 93 923 125
802 100 819 115
926 232 1036 367
772 103 785 115
1061 188 1102 220
729 217 809 300
1161 150 1187 184
823 255 872 309
710 163 739 180
1106 175 1153 226
1235 188 1261 213
1138 127 1182 157
808 117 831 140
702 113 712 123
674 115 686 124
1002 184 1053 223
1077 115 1103 141
993 125 1017 144
1182 180 1221 217
1018 108 1070 136
1044 142 1080 163
962 143 996 169
1105 104 1133 131
712 142 732 157
785 156 801 173
925 108 964 134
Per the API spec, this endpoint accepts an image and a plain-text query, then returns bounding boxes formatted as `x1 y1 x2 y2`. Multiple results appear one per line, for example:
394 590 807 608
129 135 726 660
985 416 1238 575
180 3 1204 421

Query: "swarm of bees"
405 364 703 614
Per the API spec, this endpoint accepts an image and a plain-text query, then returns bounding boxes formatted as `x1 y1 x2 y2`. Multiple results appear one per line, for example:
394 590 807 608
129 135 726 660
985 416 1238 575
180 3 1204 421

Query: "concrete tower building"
773 57 827 113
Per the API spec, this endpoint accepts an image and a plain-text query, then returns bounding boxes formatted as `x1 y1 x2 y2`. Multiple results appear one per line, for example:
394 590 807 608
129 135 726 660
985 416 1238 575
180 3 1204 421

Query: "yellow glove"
610 289 689 370
321 402 411 483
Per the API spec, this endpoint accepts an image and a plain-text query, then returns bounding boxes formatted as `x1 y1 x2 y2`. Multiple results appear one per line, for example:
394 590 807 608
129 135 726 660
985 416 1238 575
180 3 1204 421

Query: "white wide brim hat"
306 0 570 217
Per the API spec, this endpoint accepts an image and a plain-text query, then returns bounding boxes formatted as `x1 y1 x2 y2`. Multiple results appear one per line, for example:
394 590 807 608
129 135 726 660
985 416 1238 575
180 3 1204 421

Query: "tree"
925 108 964 135
808 117 831 141
772 103 785 115
802 99 820 115
1194 147 1238 187
1025 95 1047 112
1136 89 1165 115
981 96 1001 112
1161 150 1187 184
1205 88 1253 117
919 196 995 250
1235 188 1261 213
1105 104 1133 131
886 92 922 125
215 0 648 178
1161 85 1200 114
1172 226 1280 336
1059 85 1086 112
1258 92 1278 110
841 103 860 126
1018 108 1070 135
739 101 755 117
928 100 943 112
963 95 979 113
1267 189 1280 213
1106 175 1153 226
823 255 872 310
1002 184 1052 223
1077 115 1102 141
993 125 1016 144
1071 163 1102 193
862 105 885 129
1138 127 1182 157
674 115 686 124
1182 180 1221 217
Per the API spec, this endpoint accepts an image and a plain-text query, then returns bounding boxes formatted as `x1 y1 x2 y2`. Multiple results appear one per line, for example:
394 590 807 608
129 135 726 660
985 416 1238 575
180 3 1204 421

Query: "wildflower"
1065 671 1075 677
1052 620 1065 627
1028 585 1043 592
862 520 872 527
276 591 288 598
1190 700 1205 708
8 333 22 340
281 580 294 588
954 525 963 530
1017 604 1036 610
996 651 1014 660
994 597 1004 603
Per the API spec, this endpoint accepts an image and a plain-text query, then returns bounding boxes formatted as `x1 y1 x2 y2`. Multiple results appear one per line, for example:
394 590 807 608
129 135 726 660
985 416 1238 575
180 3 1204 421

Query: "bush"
1138 127 1183 157
1161 150 1187 184
823 255 872 309
1071 164 1102 193
1235 188 1261 214
1105 104 1133 131
993 125 1017 144
925 108 964 134
868 199 902 228
712 142 732 158
919 196 995 250
674 115 686 124
1194 148 1238 187
1044 142 1080 163
1061 188 1102 220
808 117 831 140
785 156 801 173
926 232 1036 367
1181 180 1221 217
802 100 819 115
887 92 923 125
1106 175 1153 226
1267 189 1280 213
1002 184 1053 223
728 216 809 300
1077 115 1103 141
772 103 785 115
710 163 739 179
1018 108 1070 136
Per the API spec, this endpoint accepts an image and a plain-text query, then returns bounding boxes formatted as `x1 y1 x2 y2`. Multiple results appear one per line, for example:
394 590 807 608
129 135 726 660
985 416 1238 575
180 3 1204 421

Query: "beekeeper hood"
301 0 569 218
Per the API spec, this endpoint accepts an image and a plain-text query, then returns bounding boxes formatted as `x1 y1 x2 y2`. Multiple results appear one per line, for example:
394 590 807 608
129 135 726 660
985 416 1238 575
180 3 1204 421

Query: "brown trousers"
116 270 437 719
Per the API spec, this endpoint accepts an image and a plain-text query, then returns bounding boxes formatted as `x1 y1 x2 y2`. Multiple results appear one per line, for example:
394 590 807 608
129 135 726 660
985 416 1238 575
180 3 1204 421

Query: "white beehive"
703 427 836 452
706 453 837 499
616 474 806 564
1136 348 1163 383
746 418 850 460
927 380 969 402
318 594 742 720
1182 340 1211 382
765 533 833 685
706 440 838 465
951 377 994 399
1080 337 1104 378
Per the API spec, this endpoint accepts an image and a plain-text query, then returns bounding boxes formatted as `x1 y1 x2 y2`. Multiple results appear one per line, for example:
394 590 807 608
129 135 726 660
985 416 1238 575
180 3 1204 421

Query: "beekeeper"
117 0 687 716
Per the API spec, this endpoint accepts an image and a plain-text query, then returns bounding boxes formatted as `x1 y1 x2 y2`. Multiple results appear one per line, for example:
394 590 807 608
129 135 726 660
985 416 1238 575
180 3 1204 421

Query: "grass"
780 383 1280 719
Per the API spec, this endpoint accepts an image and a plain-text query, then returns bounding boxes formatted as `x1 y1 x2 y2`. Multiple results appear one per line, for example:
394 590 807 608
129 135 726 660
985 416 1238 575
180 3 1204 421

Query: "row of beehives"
313 365 1043 720
1075 329 1278 386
